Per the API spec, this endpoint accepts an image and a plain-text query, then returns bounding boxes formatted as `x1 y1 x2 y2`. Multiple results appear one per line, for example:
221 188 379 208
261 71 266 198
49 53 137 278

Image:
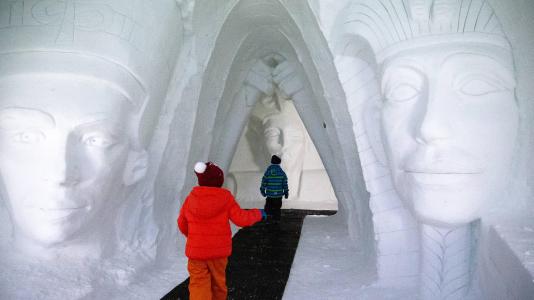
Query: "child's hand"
260 209 268 220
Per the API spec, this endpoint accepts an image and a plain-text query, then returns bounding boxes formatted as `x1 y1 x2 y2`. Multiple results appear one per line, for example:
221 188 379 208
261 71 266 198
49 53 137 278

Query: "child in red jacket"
178 161 265 300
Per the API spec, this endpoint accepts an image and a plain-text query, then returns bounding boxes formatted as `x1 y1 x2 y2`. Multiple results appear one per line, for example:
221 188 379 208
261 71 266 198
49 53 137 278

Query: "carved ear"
122 149 148 186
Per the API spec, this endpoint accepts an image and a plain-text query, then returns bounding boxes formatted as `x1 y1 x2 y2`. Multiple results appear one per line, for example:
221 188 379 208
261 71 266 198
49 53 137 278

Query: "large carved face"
380 43 518 225
0 75 143 246
261 98 306 174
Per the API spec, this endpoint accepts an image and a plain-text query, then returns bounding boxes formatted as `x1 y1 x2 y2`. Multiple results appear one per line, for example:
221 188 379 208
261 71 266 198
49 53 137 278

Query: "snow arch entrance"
187 0 374 258
225 86 338 211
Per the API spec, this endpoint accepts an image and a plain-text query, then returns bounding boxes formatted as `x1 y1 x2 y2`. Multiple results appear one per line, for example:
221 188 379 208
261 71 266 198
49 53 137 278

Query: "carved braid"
419 223 475 300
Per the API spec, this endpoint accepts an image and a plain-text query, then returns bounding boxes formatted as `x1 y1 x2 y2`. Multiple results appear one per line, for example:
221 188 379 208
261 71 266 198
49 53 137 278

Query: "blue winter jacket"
260 164 288 198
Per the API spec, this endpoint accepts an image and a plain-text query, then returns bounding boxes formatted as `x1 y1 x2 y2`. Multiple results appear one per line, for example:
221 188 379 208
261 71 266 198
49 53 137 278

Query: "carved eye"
458 78 504 96
82 132 116 148
386 84 420 102
284 129 304 142
12 130 46 144
264 128 280 138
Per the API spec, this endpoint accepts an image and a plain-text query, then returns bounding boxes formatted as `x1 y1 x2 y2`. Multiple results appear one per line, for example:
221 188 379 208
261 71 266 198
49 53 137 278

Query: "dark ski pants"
264 197 282 220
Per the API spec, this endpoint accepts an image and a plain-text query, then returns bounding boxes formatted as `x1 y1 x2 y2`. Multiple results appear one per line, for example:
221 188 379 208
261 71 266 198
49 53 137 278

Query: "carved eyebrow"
442 53 516 86
77 113 119 125
443 51 510 66
381 65 425 92
382 56 424 71
264 127 281 134
0 108 55 129
382 65 424 78
72 116 126 136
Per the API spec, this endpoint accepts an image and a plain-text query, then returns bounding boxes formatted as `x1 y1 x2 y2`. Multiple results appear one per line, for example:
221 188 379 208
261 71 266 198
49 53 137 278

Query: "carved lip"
402 148 483 175
402 160 483 175
403 170 480 185
403 169 481 175
36 206 88 221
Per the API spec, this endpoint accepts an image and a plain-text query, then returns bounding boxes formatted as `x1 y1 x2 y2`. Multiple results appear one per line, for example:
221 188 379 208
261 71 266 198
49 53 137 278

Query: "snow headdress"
344 0 512 63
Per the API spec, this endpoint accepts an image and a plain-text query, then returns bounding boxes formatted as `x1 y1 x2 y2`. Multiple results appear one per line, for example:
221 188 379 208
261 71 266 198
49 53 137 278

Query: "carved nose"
415 90 451 144
59 172 80 187
44 168 70 187
416 115 450 144
45 160 79 187
44 140 80 187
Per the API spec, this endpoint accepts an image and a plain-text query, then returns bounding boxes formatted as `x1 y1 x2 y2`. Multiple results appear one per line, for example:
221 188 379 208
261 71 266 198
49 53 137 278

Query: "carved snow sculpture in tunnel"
0 0 181 274
343 0 518 298
249 88 307 201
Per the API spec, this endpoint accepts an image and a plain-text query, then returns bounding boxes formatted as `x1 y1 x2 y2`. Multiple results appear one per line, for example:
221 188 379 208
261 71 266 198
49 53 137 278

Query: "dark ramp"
161 209 336 300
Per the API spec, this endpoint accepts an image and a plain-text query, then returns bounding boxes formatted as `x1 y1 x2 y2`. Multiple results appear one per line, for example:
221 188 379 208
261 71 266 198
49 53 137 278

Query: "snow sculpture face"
263 112 305 170
0 74 146 246
0 0 182 252
380 43 518 225
256 92 306 197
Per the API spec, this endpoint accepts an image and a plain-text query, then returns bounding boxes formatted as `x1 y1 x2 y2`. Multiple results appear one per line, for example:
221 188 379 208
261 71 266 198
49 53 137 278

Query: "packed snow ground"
284 215 417 300
486 206 534 277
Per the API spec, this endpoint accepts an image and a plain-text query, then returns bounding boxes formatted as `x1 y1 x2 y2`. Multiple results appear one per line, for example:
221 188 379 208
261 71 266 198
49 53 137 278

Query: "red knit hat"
194 161 224 187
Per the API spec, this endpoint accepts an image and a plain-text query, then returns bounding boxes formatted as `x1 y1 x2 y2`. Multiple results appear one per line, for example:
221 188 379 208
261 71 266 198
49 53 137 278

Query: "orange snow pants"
187 257 228 300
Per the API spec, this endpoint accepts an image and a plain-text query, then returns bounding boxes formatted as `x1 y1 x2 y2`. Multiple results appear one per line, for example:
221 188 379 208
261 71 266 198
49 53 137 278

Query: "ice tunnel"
1 0 534 299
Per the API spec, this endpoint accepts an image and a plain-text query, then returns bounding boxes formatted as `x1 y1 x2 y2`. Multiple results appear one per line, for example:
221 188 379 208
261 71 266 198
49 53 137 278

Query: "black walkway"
162 209 336 300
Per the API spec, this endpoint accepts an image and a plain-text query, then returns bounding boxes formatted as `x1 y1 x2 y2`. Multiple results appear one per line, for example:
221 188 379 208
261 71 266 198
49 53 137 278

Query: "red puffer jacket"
177 186 262 259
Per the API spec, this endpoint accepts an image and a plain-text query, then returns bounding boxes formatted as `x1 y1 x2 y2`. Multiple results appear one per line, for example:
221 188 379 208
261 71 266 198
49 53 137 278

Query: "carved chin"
20 223 80 246
15 208 92 246
410 191 484 226
393 171 488 225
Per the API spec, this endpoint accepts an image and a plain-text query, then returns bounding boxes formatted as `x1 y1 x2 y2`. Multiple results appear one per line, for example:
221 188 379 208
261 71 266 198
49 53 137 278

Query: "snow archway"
225 84 338 211
185 0 375 258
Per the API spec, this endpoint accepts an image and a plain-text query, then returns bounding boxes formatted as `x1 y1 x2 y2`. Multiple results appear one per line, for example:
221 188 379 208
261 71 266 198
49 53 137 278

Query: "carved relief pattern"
345 0 505 53
244 58 307 200
334 53 419 286
420 224 472 300
0 0 142 48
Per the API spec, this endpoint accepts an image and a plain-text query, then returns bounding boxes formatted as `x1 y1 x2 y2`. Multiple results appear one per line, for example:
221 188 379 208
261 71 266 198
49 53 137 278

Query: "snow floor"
487 206 534 277
284 215 417 299
240 200 338 211
0 244 190 299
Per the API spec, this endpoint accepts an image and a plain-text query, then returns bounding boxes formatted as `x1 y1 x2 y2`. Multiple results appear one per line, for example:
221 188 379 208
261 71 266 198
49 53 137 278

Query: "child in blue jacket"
260 155 288 221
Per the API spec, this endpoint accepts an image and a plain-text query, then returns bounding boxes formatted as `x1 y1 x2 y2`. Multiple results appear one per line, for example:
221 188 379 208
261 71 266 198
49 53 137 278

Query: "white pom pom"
194 162 207 173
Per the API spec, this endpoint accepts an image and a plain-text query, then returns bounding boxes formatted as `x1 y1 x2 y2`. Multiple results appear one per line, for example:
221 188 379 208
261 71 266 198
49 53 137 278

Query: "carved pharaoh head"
346 0 518 225
250 89 306 198
0 0 182 248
